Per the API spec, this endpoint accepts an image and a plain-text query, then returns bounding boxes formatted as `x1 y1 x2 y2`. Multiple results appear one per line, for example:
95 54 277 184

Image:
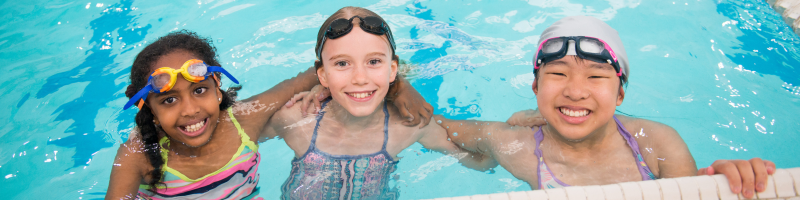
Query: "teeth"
184 120 205 132
560 108 589 117
348 91 374 99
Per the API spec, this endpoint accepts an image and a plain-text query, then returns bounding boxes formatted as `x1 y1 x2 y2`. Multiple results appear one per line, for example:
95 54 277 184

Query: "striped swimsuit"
137 109 262 200
535 116 657 189
281 100 399 200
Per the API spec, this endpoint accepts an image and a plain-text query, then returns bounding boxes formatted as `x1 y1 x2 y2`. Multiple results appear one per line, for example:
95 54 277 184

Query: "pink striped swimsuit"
137 109 262 200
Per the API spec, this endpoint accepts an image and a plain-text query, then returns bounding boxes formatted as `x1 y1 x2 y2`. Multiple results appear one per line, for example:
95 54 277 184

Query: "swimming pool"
1 0 798 199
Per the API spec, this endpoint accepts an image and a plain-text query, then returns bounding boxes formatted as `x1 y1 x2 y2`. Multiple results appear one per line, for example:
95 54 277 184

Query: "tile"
675 177 702 200
636 180 661 200
472 194 492 200
527 190 549 200
788 168 800 197
774 169 798 198
582 185 606 200
507 191 530 200
656 178 682 200
451 196 471 200
563 186 587 200
712 174 741 200
544 188 568 200
489 193 511 200
695 175 720 200
618 182 643 200
756 175 778 199
600 184 624 200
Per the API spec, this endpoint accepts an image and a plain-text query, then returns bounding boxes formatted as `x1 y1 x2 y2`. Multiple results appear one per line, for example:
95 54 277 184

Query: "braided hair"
124 30 238 191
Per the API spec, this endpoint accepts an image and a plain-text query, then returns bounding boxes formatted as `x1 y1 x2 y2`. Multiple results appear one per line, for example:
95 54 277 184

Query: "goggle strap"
123 84 153 110
137 99 145 109
207 66 239 84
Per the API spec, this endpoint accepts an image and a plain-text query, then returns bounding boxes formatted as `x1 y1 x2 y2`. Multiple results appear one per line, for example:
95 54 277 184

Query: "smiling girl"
105 30 431 199
435 16 774 198
264 7 495 199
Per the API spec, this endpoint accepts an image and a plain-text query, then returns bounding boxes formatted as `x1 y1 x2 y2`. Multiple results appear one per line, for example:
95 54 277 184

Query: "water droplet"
437 120 442 124
453 132 458 136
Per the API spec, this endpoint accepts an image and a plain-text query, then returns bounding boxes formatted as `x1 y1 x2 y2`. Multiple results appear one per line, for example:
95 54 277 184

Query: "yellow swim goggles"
124 59 239 110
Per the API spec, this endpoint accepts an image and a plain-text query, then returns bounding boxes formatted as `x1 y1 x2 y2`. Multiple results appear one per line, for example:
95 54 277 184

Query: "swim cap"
535 16 629 78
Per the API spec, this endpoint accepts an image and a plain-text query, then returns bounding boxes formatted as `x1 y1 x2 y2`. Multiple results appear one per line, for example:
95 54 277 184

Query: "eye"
162 97 177 104
548 72 567 76
334 60 349 67
368 59 382 66
589 76 607 79
194 87 208 94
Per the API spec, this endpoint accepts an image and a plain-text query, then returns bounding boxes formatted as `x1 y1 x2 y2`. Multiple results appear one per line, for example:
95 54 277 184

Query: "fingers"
300 92 314 117
749 158 768 192
398 102 416 126
285 93 307 108
419 103 433 127
734 160 756 198
764 160 776 175
317 87 331 101
713 161 743 195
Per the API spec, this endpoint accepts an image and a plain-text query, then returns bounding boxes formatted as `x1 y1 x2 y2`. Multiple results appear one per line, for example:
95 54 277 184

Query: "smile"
345 90 376 99
179 118 208 136
559 107 590 117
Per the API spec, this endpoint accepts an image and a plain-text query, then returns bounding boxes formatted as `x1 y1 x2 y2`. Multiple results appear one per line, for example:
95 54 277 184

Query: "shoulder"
616 115 686 151
114 129 154 175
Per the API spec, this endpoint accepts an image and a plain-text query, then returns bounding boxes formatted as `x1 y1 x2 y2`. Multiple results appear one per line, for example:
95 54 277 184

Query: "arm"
416 118 497 171
232 67 319 140
432 115 522 159
106 140 148 199
506 109 546 127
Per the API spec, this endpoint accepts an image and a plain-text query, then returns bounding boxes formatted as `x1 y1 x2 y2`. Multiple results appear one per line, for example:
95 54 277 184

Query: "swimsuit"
281 100 399 200
137 108 262 200
535 116 657 189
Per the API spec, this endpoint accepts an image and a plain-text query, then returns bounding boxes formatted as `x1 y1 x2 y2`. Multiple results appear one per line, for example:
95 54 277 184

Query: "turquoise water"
1 0 799 199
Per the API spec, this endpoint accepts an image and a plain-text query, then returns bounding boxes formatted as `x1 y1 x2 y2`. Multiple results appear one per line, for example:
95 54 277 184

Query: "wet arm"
432 115 510 155
416 118 498 171
106 142 147 199
646 122 697 178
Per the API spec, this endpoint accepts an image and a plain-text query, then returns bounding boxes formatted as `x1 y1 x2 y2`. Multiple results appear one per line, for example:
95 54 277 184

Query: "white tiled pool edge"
431 167 800 200
766 0 800 36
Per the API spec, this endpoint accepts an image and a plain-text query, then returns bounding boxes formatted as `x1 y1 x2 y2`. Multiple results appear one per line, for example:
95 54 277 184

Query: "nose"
562 77 590 101
180 96 201 118
351 64 368 86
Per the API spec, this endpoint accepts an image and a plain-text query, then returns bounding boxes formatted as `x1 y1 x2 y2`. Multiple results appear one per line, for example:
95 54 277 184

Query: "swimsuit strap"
533 126 545 188
380 101 390 151
613 115 657 180
309 98 332 146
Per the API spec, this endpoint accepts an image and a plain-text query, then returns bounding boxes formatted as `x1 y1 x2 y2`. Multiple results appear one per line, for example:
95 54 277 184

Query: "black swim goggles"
534 36 622 77
316 16 396 59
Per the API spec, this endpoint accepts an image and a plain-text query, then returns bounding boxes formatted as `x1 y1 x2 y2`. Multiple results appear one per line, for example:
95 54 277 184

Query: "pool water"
1 0 799 199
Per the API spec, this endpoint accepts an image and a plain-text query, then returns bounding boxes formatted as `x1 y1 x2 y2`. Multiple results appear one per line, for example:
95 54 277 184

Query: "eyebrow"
328 54 350 61
588 63 615 71
365 52 387 58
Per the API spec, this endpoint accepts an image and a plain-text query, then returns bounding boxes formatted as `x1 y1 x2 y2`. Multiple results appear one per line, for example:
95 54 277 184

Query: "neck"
543 116 620 153
326 100 386 131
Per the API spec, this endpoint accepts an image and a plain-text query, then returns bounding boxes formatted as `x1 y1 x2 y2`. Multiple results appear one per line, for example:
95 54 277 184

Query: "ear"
316 61 329 88
616 86 625 106
532 78 539 95
390 57 398 83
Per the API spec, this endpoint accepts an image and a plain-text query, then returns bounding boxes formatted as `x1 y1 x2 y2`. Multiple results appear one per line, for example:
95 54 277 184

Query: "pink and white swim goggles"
534 36 622 77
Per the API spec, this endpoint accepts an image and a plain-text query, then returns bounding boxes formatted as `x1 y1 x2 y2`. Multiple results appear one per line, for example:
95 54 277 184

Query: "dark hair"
124 30 237 191
533 56 628 88
314 6 398 70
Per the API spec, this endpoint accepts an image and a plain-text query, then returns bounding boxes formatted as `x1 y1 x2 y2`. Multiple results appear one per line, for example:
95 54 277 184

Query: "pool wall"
435 167 800 200
767 0 800 35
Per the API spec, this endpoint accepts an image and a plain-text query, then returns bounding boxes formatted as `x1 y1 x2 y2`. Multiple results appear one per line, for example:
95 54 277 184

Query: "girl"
106 30 431 199
435 16 774 199
263 7 495 199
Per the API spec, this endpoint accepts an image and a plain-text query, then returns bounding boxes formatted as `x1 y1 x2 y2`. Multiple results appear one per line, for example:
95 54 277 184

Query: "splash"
231 100 276 116
497 140 524 155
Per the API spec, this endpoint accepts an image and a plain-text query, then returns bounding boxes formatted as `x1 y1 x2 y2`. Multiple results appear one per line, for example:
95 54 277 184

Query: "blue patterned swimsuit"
281 100 399 200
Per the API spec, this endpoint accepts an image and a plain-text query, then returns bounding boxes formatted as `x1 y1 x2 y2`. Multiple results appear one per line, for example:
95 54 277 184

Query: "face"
317 21 398 117
532 56 624 140
147 50 223 147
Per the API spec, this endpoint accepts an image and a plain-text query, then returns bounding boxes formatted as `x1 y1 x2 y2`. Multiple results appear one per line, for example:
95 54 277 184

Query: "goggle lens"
578 38 605 54
542 39 565 54
187 63 208 77
151 73 172 91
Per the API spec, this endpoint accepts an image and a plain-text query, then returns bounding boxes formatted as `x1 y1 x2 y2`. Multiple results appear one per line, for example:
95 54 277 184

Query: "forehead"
321 27 392 58
152 50 200 71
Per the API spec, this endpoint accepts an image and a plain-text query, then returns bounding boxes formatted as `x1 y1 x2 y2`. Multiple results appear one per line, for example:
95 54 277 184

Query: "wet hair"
533 56 628 88
124 30 238 191
314 6 398 70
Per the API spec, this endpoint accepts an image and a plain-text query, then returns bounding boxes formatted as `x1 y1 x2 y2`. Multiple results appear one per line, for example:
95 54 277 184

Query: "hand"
697 158 776 199
387 76 433 127
506 109 546 127
285 85 330 117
